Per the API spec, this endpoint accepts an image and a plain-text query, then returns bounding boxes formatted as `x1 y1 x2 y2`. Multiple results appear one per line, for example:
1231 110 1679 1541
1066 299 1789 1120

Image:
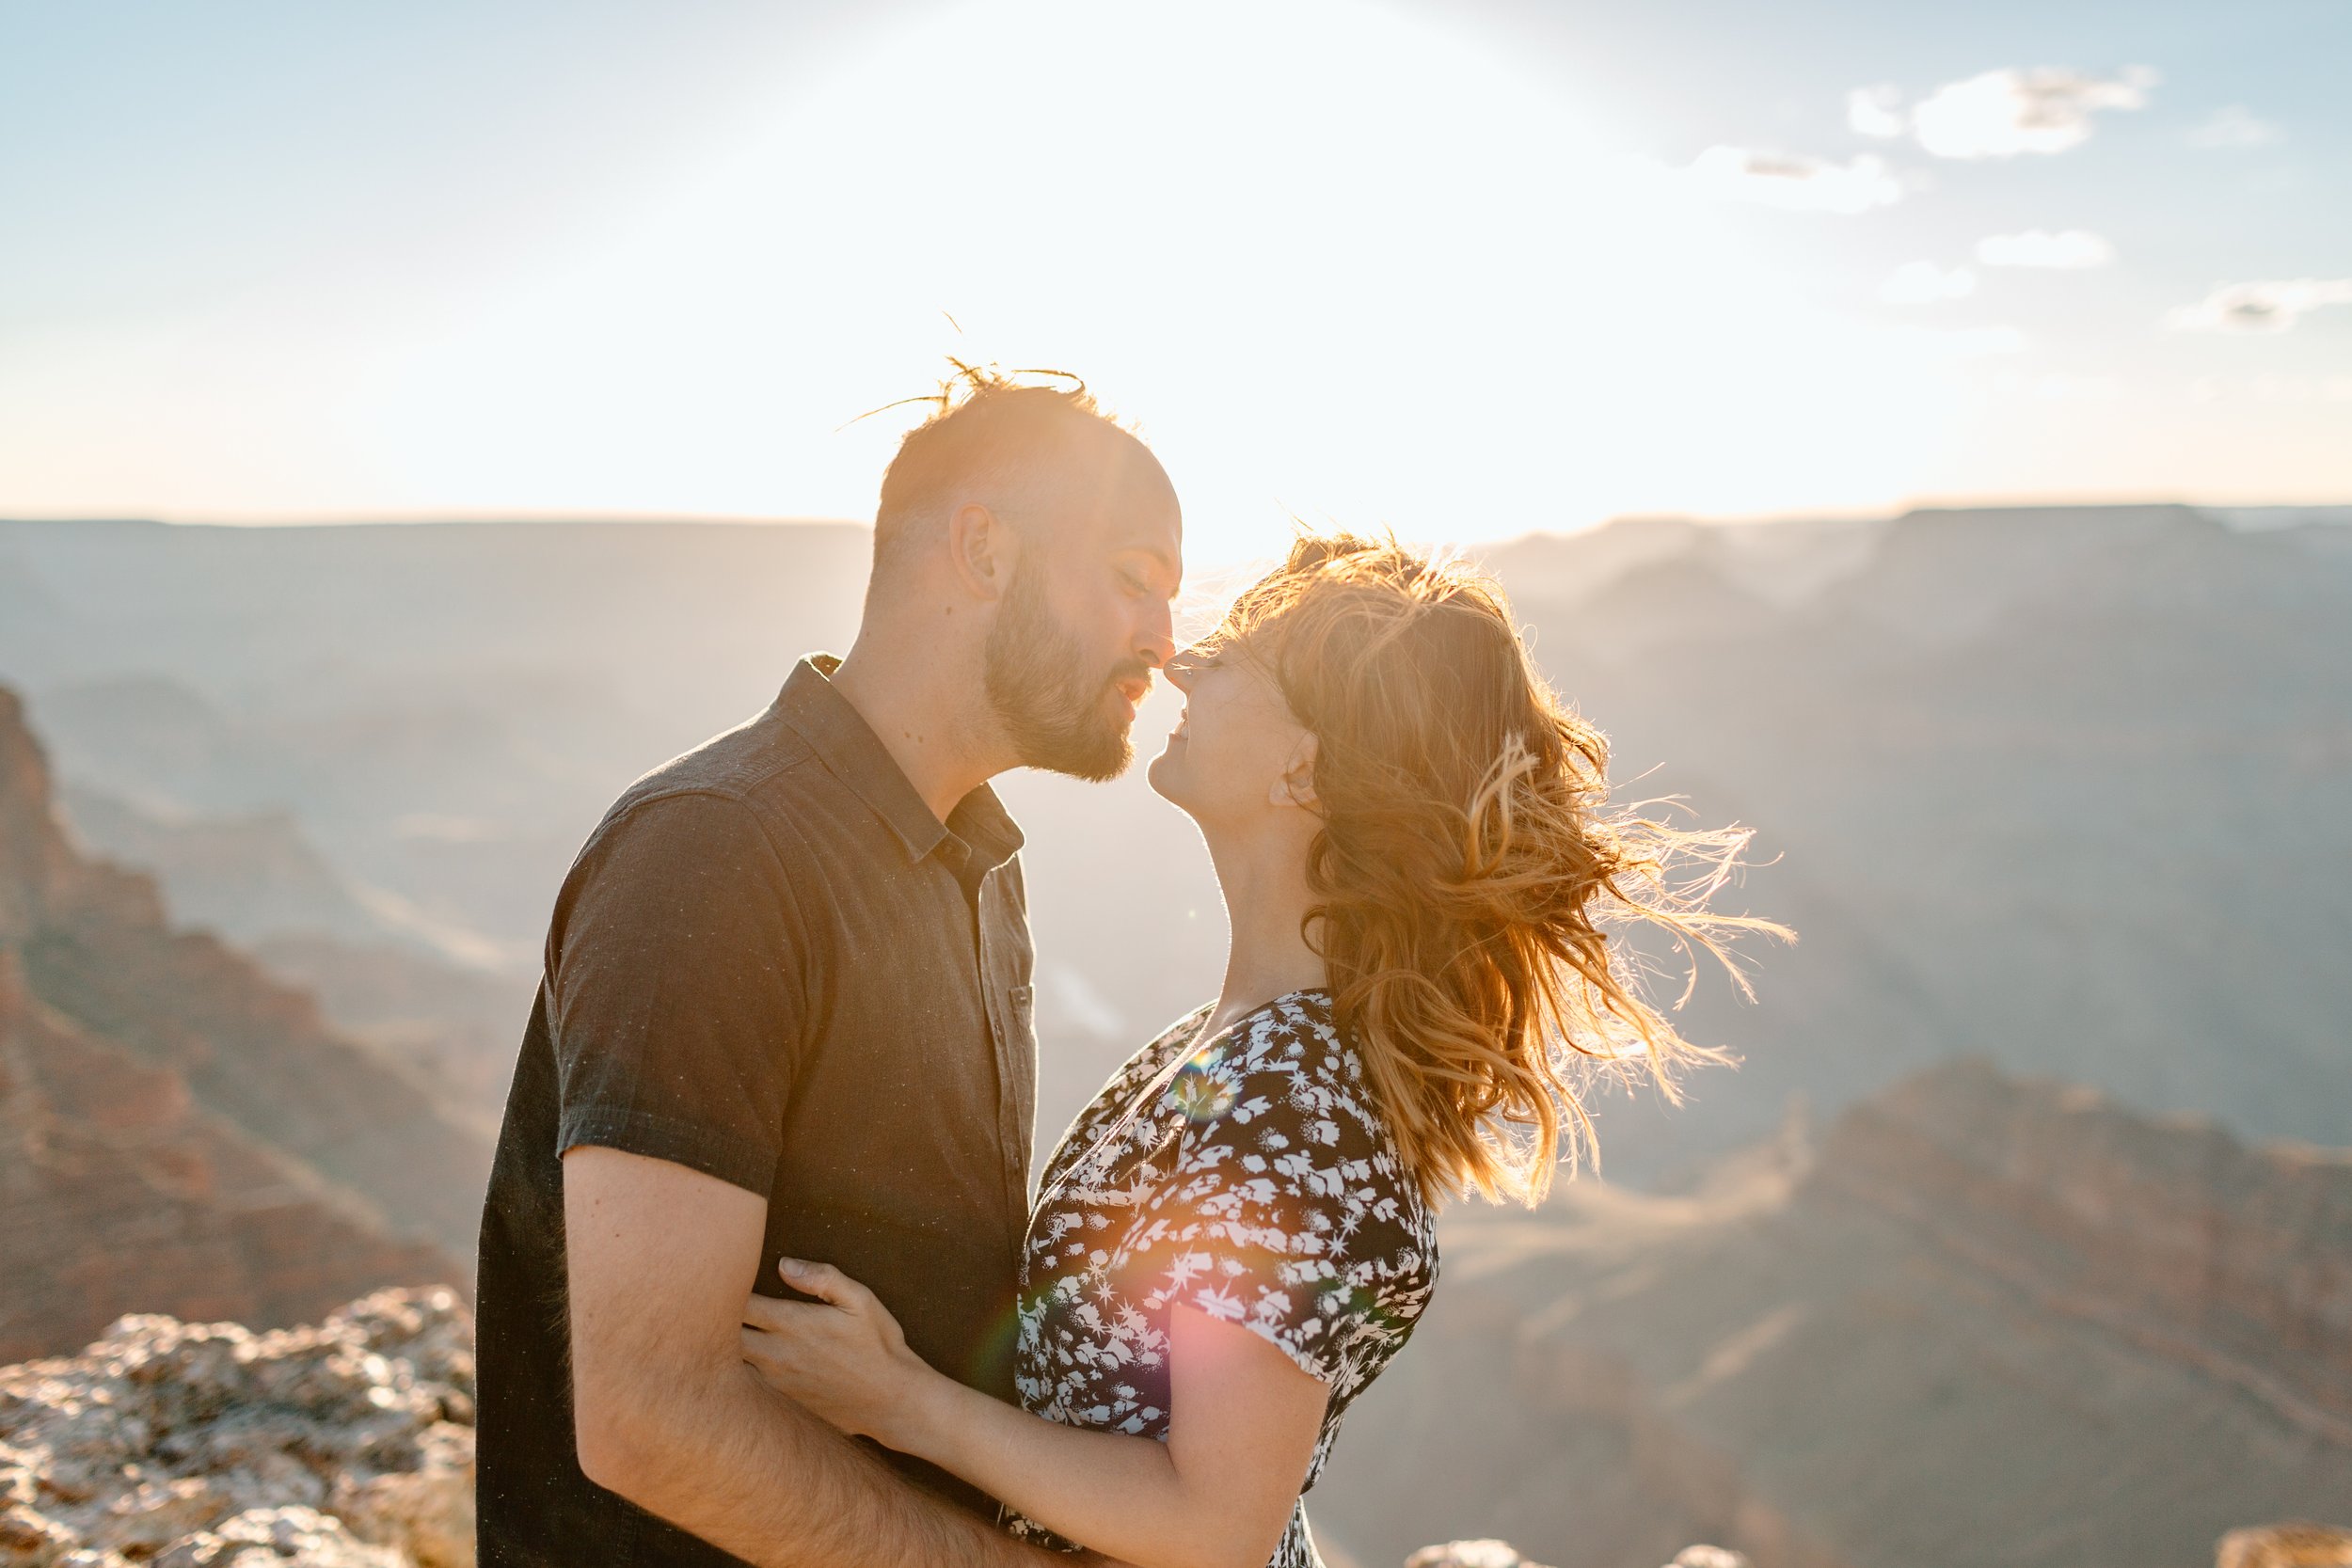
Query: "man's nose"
1136 601 1176 672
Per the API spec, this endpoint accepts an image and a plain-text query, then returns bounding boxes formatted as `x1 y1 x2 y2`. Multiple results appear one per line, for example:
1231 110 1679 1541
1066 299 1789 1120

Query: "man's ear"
1270 731 1321 810
946 501 1013 602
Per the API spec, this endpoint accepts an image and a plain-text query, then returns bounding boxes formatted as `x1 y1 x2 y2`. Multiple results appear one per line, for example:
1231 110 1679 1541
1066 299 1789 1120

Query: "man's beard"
983 558 1143 783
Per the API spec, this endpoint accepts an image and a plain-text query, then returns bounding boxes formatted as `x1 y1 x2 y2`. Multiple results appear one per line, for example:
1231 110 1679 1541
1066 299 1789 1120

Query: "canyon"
1312 1062 2352 1568
7 1058 2345 1567
0 688 479 1362
4 505 2347 1181
3 505 2349 1560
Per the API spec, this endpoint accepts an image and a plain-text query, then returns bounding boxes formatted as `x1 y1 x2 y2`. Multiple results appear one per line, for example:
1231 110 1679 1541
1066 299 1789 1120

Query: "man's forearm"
562 1148 1054 1565
605 1357 1046 1568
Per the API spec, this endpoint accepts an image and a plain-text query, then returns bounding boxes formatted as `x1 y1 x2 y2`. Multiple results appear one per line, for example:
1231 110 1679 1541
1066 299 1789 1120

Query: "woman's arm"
742 1261 1327 1568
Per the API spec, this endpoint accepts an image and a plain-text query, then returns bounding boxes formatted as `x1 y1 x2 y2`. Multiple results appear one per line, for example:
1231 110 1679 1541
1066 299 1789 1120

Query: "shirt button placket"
978 866 1031 1247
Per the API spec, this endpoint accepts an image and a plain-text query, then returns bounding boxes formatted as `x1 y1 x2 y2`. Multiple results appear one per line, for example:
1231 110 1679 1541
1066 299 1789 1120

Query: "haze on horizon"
4 0 2348 566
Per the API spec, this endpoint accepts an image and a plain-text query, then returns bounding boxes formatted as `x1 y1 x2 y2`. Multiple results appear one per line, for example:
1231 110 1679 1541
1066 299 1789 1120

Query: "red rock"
1318 1063 2352 1568
0 688 476 1361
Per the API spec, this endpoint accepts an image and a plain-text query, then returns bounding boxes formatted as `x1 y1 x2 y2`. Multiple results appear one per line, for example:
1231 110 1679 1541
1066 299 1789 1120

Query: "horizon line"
5 492 2351 534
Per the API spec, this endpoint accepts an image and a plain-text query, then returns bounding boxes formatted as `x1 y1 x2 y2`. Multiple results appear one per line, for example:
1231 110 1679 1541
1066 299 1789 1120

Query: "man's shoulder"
561 711 842 883
602 705 867 835
622 707 813 803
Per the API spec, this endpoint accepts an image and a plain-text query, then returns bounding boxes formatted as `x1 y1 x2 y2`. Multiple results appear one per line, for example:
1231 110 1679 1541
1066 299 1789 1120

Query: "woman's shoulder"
1204 991 1421 1177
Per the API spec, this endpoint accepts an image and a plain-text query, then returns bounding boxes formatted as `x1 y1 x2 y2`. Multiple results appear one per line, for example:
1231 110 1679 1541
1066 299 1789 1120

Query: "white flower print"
1008 992 1438 1566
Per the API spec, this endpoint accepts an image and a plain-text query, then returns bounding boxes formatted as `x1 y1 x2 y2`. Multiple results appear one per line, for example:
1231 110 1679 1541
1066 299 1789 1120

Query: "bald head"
846 372 1183 784
869 377 1175 583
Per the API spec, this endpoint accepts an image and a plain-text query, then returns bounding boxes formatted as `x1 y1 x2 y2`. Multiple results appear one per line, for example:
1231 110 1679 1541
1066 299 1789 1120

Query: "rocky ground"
0 1289 470 1568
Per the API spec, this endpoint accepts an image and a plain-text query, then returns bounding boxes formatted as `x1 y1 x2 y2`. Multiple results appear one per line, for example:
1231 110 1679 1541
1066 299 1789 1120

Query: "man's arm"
564 1146 1054 1567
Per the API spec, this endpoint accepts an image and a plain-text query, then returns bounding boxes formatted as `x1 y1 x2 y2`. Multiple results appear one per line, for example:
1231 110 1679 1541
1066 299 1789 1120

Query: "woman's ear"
1271 731 1321 810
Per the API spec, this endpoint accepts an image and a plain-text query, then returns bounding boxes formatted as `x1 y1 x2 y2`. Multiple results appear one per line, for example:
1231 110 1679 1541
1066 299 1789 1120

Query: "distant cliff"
1810 1059 2352 1441
0 687 479 1359
1313 1060 2352 1568
4 506 2346 1183
1480 501 2352 1181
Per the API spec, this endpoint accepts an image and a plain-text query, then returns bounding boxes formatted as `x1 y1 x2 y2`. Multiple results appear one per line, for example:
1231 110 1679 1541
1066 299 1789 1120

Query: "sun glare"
345 0 1962 564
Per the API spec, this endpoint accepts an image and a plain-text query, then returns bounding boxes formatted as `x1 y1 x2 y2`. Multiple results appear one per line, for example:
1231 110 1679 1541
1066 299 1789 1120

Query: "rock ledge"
0 1288 471 1568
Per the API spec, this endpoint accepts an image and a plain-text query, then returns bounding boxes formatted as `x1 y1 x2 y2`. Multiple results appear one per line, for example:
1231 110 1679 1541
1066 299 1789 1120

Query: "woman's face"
1147 641 1312 827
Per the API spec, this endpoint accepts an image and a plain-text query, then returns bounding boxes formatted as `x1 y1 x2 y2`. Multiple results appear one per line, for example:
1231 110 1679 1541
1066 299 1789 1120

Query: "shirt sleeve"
1133 1032 1420 1386
547 789 807 1197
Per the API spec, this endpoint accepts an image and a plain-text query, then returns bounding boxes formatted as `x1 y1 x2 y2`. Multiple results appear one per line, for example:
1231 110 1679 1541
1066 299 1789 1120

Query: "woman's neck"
1200 819 1327 1037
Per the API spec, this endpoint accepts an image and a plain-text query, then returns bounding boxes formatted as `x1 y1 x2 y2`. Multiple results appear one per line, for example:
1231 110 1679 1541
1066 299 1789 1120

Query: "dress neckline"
1183 985 1331 1041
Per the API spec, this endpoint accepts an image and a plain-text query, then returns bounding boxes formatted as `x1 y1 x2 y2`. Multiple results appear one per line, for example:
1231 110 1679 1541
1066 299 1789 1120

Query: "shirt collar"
773 655 1025 872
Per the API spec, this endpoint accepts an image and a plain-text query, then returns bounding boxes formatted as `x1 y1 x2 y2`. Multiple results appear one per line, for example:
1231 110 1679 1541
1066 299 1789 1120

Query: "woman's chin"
1145 738 1186 802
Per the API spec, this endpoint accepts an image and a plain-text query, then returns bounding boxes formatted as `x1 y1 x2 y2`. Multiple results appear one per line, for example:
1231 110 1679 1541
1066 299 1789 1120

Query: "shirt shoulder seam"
596 772 819 931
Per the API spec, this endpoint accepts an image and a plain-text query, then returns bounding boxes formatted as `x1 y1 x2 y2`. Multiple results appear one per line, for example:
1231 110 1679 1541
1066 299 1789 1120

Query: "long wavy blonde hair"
1206 533 1786 1206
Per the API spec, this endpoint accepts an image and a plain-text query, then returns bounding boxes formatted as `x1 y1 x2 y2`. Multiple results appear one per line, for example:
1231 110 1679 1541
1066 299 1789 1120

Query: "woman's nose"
1163 650 1201 692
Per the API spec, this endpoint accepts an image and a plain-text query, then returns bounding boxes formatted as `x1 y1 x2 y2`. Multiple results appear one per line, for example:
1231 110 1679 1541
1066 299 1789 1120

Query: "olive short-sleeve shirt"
476 656 1039 1567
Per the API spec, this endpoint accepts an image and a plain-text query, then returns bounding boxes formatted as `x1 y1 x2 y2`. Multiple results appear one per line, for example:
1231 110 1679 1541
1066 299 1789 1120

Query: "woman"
740 534 1773 1568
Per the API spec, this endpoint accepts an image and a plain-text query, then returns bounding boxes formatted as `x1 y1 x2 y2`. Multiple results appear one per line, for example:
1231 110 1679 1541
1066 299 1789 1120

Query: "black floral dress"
1009 989 1438 1568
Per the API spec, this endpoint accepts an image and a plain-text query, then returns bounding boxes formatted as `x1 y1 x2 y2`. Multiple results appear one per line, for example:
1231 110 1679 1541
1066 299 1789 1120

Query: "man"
476 372 1184 1566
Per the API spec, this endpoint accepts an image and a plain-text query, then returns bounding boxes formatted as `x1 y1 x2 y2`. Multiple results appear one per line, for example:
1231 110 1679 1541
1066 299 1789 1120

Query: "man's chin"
1025 727 1134 784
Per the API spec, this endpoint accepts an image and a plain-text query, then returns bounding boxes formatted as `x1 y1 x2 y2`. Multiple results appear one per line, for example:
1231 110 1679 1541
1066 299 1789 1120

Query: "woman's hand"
739 1258 935 1450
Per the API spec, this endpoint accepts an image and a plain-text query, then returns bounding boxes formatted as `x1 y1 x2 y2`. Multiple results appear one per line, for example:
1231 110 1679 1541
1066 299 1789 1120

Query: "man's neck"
829 631 1007 826
1200 822 1328 1036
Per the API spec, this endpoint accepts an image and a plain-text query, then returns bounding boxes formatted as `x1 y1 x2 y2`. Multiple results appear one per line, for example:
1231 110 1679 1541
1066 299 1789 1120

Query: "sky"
2 0 2347 564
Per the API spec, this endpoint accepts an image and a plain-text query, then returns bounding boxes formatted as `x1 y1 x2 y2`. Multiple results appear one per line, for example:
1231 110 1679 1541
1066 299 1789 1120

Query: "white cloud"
1686 146 1904 214
1879 261 1978 304
1975 230 2116 269
2185 105 2284 150
1909 66 2157 159
2168 278 2352 334
1848 85 1907 139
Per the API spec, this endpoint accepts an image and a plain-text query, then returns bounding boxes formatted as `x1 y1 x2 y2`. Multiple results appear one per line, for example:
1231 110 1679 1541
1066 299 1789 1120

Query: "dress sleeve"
1131 1023 1419 1386
547 790 808 1197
